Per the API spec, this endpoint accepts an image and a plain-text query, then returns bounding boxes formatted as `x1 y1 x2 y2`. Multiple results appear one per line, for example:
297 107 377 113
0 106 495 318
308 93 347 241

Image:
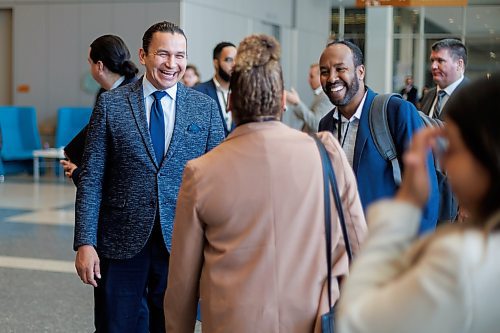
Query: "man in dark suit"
73 21 225 333
420 39 469 120
194 41 237 134
399 75 418 107
318 40 439 234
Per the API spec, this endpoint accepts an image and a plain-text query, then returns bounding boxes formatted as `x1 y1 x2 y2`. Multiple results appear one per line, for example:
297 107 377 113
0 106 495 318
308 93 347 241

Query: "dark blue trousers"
93 220 169 333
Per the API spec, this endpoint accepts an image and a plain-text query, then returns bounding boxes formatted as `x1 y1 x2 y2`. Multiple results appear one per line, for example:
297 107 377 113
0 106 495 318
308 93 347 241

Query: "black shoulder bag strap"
311 135 353 333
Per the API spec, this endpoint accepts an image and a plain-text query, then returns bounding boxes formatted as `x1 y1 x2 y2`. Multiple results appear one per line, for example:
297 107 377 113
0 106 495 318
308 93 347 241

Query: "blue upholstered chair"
0 126 4 181
54 107 93 148
0 106 42 174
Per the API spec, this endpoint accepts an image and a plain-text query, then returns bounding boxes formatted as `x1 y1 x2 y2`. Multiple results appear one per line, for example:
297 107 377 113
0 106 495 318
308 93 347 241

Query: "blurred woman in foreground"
164 34 367 332
338 74 500 333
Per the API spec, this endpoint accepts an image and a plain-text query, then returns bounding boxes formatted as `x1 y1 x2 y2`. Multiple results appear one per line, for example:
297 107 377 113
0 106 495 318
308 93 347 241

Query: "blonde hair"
229 34 283 125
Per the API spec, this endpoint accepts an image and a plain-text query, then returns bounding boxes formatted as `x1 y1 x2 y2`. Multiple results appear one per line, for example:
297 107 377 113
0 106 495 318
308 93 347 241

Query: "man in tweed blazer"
73 21 225 333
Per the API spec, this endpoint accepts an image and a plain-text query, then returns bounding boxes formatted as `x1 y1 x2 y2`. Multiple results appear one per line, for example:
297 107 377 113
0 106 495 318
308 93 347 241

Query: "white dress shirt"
213 77 232 129
110 76 125 90
142 76 177 154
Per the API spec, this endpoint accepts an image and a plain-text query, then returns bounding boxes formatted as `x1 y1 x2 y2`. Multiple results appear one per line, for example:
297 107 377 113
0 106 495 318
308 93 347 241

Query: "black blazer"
420 77 470 119
399 85 418 106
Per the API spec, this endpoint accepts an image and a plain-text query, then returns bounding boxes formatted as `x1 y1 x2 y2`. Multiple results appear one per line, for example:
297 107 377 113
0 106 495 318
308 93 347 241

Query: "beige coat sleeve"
164 163 204 333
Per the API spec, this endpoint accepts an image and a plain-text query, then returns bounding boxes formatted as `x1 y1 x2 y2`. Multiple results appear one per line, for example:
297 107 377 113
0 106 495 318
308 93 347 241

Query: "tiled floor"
0 175 201 332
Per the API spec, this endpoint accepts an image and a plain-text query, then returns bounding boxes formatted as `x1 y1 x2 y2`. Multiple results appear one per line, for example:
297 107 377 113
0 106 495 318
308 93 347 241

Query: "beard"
325 72 360 107
218 66 231 83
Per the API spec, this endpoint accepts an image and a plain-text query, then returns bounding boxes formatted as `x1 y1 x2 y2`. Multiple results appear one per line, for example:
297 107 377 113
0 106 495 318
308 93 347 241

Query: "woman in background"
182 63 201 87
164 34 367 333
338 74 500 333
60 34 138 185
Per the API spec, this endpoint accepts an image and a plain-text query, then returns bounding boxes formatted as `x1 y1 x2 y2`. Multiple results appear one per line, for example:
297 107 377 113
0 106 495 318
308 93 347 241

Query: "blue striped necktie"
150 91 167 164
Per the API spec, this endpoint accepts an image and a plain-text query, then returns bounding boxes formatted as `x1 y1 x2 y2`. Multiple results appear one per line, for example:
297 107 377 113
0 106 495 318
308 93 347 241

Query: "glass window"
465 6 500 78
394 7 420 35
330 7 366 55
424 7 463 35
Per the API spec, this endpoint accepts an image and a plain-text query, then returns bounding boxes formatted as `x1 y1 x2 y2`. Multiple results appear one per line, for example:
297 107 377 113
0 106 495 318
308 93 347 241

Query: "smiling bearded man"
318 40 440 236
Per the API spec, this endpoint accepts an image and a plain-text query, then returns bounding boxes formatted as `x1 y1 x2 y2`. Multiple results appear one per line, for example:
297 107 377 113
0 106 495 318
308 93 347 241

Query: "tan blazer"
165 121 367 333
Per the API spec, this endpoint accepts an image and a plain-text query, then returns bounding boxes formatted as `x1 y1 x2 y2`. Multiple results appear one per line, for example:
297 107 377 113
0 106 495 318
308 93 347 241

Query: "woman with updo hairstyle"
60 34 138 186
88 34 139 99
336 74 500 333
164 34 367 332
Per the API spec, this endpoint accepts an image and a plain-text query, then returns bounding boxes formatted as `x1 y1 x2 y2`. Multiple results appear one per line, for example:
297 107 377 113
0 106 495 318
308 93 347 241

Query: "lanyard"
337 115 350 148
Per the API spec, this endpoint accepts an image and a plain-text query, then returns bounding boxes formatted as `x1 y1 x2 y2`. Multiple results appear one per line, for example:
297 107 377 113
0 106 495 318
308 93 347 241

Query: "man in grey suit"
421 39 469 120
73 21 225 333
284 63 333 133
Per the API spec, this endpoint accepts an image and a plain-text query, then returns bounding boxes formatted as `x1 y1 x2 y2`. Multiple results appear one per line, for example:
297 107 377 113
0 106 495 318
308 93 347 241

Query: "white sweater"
338 200 500 333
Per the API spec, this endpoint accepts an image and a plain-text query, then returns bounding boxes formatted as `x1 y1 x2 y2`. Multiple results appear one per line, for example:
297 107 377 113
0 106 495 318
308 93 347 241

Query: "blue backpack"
368 93 458 222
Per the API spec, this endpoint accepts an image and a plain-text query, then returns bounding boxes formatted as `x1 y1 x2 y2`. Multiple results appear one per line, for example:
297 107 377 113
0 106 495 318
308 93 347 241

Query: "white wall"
0 9 12 105
9 0 181 136
293 0 331 106
182 0 330 106
3 0 330 135
365 6 393 94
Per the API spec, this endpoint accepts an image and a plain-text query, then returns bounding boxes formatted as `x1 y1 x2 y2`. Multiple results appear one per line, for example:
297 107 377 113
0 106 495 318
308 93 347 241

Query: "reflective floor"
0 174 201 332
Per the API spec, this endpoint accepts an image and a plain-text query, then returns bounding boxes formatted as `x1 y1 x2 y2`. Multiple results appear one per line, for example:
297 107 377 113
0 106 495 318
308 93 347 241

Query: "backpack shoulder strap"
368 93 403 185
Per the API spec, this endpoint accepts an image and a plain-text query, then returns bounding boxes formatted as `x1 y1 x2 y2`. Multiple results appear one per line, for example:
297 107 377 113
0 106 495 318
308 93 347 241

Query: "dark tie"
433 90 447 119
150 91 168 164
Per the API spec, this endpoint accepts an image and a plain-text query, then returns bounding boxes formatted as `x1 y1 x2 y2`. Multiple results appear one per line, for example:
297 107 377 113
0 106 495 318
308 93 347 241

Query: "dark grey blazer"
420 77 470 119
74 79 225 259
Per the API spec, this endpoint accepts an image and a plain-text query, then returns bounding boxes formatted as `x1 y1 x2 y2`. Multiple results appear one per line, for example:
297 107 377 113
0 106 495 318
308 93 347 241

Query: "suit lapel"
164 83 189 164
423 88 437 115
208 80 229 134
128 79 159 168
353 89 375 174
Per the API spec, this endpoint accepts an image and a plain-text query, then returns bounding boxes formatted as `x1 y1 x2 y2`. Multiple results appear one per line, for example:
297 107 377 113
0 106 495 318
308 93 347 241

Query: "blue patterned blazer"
74 79 225 259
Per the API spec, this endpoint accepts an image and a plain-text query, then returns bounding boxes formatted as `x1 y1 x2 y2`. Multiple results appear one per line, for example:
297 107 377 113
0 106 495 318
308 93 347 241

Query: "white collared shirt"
110 76 125 90
142 76 177 154
331 91 368 167
213 77 232 129
429 75 464 118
